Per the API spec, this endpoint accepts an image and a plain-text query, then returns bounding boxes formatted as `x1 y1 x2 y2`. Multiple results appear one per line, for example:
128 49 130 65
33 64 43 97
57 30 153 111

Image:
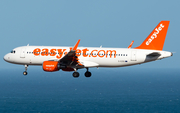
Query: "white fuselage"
4 46 172 68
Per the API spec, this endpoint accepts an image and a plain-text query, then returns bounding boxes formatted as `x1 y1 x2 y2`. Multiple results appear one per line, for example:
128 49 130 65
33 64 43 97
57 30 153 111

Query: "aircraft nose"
3 54 11 62
4 54 8 61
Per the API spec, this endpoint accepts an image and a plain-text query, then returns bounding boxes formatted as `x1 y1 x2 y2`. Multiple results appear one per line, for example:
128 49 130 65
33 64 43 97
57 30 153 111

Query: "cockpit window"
11 50 16 53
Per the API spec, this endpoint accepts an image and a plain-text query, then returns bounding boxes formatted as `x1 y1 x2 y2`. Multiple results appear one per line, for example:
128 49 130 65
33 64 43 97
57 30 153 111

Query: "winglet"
135 21 170 50
72 39 80 50
128 41 134 49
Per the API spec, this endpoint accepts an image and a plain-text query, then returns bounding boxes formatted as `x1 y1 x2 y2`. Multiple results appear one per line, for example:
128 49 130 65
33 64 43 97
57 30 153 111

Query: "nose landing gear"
23 71 27 75
23 65 28 75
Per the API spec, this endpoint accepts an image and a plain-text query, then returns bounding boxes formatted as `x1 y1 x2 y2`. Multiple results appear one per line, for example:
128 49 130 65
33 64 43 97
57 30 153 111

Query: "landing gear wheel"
85 71 91 77
23 71 28 75
73 72 79 78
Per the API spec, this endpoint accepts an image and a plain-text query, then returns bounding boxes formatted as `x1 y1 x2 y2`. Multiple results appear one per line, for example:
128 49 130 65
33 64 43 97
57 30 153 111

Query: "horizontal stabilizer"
147 52 161 58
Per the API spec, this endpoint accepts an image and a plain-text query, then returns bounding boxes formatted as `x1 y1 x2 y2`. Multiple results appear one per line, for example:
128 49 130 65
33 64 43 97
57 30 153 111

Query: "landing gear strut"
23 65 28 75
85 68 91 77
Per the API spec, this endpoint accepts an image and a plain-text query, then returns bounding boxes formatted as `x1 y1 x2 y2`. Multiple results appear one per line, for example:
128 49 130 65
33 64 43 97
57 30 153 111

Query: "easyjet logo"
146 24 164 45
33 48 117 59
46 65 55 67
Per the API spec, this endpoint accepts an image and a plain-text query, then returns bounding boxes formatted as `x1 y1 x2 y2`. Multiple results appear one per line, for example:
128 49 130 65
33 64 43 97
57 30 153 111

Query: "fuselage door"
131 51 137 61
20 48 26 58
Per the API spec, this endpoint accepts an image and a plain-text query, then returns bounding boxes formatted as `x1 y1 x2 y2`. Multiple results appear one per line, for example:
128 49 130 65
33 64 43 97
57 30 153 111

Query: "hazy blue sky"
0 0 179 69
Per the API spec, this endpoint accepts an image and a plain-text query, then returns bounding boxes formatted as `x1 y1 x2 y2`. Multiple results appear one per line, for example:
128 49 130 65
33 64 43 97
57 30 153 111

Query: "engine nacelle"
43 61 68 72
43 61 59 72
43 61 74 72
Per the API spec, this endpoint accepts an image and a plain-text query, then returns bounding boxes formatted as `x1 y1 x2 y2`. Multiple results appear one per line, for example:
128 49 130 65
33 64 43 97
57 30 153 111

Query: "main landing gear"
72 68 92 78
85 68 91 77
73 72 79 78
72 68 79 78
23 65 28 75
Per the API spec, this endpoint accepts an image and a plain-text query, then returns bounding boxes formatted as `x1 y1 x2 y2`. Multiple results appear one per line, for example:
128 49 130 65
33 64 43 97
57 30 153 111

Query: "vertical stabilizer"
135 21 170 50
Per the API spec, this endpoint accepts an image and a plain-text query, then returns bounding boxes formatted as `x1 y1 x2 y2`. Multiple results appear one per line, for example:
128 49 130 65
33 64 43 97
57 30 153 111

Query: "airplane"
3 21 173 78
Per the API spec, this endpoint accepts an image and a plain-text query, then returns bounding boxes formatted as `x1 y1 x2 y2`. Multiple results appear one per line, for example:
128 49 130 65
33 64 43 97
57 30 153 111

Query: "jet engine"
43 61 67 72
43 61 59 72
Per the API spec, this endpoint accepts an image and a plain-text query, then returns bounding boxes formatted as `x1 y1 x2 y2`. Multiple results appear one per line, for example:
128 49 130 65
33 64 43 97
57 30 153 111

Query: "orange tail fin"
135 21 170 50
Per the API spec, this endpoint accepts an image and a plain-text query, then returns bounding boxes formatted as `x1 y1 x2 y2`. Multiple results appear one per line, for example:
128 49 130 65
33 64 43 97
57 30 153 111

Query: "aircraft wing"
80 60 99 67
58 40 84 68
